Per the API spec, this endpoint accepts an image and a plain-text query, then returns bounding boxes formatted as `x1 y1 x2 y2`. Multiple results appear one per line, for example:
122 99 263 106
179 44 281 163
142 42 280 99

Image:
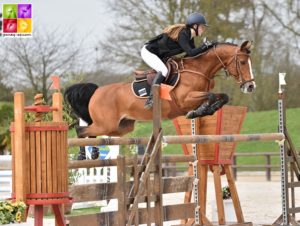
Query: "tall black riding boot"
144 72 165 109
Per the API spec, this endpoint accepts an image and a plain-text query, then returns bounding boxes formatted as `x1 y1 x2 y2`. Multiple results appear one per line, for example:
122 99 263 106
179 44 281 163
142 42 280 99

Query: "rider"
141 12 209 109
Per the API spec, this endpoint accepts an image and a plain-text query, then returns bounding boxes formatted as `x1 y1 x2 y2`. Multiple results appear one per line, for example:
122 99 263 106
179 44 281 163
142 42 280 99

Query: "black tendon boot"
144 72 165 109
77 146 86 160
91 146 99 160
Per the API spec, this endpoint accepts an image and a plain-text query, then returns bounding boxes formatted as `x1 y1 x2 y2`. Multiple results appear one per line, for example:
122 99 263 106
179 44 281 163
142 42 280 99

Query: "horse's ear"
240 40 253 51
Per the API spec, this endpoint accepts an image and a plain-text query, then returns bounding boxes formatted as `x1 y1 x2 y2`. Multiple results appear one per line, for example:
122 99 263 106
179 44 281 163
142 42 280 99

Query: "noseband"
213 46 254 87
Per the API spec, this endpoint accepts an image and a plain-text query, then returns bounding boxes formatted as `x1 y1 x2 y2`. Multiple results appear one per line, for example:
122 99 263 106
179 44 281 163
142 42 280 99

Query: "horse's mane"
179 41 238 60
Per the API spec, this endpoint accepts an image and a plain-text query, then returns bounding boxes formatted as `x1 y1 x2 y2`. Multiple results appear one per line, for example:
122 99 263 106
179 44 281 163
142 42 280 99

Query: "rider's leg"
141 45 168 109
144 72 166 109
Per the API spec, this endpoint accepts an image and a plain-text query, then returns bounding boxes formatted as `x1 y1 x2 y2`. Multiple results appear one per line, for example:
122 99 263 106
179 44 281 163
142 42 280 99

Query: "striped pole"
163 133 285 144
68 133 284 147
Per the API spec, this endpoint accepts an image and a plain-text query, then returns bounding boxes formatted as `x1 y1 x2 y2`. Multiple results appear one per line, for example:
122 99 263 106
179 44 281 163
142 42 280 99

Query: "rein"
213 45 254 86
178 59 212 91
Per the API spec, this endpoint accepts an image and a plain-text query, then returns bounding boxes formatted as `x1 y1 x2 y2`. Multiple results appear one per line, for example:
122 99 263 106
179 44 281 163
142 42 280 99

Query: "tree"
98 0 252 72
0 27 83 102
0 81 13 102
97 0 300 110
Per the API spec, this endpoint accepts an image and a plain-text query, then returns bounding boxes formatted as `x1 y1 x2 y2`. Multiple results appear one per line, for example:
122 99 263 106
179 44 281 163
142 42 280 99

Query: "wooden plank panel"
57 131 62 192
69 176 193 203
35 129 42 194
30 131 36 194
62 130 67 193
46 131 52 193
25 129 30 197
11 129 15 194
41 130 47 193
52 131 58 193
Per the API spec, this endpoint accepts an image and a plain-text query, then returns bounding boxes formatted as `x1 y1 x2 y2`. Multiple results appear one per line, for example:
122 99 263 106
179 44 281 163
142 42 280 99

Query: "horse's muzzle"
241 81 256 93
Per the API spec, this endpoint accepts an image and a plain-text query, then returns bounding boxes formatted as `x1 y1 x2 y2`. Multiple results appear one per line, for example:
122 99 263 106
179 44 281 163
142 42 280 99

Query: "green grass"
130 108 300 166
68 108 300 166
42 206 101 218
66 206 101 216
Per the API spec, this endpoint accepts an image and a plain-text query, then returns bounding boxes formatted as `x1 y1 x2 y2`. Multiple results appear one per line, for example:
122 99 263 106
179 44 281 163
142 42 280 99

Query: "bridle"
213 45 255 87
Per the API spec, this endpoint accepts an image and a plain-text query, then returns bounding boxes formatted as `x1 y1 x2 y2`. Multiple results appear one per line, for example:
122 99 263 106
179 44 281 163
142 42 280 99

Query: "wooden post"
146 154 151 226
266 154 271 181
199 164 208 224
14 92 26 202
224 165 244 223
52 92 63 122
133 155 139 226
117 155 126 226
212 165 225 225
52 91 64 226
152 85 163 226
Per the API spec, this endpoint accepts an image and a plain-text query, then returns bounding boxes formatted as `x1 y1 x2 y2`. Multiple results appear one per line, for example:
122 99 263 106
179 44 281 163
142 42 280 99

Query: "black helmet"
186 12 208 27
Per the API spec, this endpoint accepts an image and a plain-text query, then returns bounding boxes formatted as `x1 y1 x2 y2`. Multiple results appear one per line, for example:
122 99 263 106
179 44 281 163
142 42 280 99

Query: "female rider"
141 12 209 109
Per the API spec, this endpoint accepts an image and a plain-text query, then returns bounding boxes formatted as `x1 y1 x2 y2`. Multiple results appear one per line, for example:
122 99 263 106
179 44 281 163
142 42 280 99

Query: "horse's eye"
240 61 247 65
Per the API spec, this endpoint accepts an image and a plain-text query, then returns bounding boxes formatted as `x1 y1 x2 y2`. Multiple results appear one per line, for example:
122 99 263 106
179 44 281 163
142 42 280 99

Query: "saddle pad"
131 73 179 98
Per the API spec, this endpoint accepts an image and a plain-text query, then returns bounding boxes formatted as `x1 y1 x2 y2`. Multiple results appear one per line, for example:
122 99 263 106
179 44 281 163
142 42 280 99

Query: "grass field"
69 108 300 165
127 107 300 165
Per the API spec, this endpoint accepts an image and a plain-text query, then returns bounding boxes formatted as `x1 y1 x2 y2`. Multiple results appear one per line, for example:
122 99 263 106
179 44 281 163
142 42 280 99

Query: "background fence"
0 151 287 200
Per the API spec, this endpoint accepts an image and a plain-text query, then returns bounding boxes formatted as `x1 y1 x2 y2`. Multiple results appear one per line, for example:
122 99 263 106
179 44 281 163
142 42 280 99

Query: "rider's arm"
178 30 208 57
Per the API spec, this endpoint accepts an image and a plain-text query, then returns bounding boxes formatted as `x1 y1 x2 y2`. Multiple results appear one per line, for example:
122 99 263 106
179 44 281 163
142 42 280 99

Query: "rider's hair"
163 24 186 41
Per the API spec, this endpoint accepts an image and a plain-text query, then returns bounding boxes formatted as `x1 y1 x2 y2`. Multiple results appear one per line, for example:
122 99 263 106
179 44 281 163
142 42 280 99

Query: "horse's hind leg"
75 125 87 160
75 124 108 160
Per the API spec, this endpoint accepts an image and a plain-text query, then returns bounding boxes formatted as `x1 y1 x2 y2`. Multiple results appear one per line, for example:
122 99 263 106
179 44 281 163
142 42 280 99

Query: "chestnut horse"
65 41 255 137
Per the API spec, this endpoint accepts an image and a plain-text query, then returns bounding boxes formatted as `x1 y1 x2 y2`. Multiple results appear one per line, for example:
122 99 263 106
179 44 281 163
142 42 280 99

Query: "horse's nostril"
248 85 254 90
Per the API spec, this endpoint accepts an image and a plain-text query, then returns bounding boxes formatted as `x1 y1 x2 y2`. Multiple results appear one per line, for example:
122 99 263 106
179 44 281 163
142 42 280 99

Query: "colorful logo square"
1 3 32 37
18 4 32 18
3 4 17 19
17 18 31 33
3 19 17 33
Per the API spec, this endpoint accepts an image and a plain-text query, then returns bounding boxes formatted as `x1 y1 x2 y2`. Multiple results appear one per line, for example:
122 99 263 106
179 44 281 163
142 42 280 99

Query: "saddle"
131 59 180 98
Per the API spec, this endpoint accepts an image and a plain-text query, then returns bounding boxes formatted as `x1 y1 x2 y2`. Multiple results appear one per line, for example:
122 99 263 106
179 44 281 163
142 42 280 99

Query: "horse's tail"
64 83 98 124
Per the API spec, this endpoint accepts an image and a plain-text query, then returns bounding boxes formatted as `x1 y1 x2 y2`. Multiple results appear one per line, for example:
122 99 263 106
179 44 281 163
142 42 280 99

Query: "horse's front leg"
186 93 229 119
185 92 217 119
207 93 229 114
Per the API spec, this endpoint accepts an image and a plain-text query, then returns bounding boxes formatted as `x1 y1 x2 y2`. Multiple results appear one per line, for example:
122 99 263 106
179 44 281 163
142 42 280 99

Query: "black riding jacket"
145 28 208 61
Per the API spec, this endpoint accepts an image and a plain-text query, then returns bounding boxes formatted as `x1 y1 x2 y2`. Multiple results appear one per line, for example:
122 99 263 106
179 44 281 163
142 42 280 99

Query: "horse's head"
216 41 256 93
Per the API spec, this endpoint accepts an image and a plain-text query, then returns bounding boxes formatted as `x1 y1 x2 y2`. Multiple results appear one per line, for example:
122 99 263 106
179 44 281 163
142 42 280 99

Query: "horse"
65 40 255 138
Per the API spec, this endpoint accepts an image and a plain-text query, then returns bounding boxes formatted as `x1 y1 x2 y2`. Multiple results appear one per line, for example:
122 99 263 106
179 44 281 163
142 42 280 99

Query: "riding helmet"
186 12 208 27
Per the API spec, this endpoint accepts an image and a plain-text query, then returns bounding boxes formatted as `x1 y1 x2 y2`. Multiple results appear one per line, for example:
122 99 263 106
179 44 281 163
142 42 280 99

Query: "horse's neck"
183 46 235 78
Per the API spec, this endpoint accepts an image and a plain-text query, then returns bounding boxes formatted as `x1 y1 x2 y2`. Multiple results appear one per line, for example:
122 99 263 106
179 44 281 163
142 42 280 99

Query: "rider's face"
197 25 206 36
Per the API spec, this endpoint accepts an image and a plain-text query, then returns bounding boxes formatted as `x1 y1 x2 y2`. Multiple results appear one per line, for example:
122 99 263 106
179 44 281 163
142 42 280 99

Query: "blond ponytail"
163 24 186 41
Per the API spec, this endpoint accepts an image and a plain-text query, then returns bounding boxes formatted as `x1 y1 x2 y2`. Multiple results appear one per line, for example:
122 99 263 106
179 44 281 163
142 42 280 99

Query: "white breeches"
141 45 168 77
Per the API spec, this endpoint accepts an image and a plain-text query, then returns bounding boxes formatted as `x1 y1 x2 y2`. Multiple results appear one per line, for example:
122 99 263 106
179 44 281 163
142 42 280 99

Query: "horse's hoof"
186 111 195 119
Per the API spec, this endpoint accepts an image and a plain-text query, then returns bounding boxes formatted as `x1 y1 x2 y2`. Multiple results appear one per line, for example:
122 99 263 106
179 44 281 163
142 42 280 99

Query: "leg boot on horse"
186 93 217 119
75 125 100 160
144 71 165 109
75 125 87 160
205 93 229 115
